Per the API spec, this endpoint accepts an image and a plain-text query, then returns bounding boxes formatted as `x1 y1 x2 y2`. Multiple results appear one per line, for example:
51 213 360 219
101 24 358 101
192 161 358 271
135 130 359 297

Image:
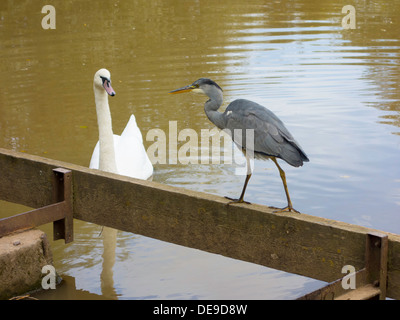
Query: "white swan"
89 68 153 180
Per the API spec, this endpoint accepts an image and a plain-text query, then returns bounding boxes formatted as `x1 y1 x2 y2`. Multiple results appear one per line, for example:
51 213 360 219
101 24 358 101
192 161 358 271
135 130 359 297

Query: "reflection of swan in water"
90 68 153 298
100 226 118 298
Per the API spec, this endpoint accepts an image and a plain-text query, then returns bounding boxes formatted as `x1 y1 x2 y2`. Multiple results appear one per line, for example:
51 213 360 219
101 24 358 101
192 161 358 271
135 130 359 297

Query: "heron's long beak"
168 85 195 94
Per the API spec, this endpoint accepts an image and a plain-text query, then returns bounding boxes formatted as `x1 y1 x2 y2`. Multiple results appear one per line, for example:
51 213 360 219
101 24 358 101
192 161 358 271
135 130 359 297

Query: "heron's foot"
272 206 300 214
225 196 251 205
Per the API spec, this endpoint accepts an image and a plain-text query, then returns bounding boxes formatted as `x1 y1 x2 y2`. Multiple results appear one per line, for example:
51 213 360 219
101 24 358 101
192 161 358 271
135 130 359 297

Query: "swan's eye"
100 76 111 86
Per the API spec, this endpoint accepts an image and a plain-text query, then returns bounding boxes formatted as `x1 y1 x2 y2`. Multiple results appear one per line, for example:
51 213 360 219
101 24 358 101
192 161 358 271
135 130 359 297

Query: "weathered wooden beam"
1 147 400 299
0 202 66 236
0 167 73 243
335 284 381 300
298 233 389 300
297 269 368 300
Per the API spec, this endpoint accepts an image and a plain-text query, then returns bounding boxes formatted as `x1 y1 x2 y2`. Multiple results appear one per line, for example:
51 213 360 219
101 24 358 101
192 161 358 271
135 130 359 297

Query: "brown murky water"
1 0 400 299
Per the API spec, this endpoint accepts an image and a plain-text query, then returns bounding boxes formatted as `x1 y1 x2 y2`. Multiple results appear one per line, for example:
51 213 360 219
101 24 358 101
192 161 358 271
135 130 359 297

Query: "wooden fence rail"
1 148 400 299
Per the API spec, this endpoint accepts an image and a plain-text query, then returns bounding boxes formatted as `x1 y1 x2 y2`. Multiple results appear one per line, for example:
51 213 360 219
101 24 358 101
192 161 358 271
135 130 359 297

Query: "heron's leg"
226 153 252 204
271 157 299 213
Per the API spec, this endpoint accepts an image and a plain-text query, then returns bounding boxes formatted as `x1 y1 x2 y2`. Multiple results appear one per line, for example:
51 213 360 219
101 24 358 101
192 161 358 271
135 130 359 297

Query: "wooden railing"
1 148 399 299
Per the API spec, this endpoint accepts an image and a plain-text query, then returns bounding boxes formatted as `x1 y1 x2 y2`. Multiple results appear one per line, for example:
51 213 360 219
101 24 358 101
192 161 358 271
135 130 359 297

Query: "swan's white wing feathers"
89 115 153 180
121 114 143 143
89 140 100 169
116 117 153 179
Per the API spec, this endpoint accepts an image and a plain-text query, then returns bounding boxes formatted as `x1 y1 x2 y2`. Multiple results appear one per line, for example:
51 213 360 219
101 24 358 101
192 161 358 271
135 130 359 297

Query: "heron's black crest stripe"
194 78 223 92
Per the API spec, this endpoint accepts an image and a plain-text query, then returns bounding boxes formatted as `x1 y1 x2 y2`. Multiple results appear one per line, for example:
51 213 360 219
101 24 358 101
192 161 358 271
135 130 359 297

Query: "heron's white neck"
94 87 118 173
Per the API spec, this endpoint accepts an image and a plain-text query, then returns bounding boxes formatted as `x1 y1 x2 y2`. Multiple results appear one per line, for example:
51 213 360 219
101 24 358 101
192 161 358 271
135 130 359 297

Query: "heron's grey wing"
224 99 308 167
224 102 284 156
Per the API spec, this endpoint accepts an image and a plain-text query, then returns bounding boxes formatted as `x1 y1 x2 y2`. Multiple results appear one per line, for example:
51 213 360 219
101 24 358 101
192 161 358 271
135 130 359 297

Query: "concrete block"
0 229 54 299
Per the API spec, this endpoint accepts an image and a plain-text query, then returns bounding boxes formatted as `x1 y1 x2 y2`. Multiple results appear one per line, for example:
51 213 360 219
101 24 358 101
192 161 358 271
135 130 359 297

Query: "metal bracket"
0 168 73 244
297 232 388 300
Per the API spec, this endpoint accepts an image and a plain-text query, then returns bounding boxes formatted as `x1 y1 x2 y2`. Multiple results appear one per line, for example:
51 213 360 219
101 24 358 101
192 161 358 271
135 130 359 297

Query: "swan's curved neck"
94 87 118 173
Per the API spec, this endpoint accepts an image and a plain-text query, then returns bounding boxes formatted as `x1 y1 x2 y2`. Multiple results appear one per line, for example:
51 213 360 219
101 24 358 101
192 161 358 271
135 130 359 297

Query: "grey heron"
169 78 309 213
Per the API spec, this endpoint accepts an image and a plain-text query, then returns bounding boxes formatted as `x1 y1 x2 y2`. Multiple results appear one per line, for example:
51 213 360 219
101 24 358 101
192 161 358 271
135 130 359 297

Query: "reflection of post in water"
100 226 118 298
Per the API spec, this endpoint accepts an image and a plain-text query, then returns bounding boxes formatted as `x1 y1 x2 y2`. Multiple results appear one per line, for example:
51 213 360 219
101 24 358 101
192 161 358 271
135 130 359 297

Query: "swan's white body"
90 68 153 180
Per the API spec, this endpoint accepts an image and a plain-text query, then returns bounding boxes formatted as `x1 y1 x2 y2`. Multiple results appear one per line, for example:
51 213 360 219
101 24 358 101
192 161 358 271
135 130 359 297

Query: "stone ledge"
0 229 53 300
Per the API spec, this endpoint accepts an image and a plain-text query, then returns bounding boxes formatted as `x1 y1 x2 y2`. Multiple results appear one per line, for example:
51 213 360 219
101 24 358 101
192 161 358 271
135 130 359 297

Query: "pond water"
0 0 399 299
